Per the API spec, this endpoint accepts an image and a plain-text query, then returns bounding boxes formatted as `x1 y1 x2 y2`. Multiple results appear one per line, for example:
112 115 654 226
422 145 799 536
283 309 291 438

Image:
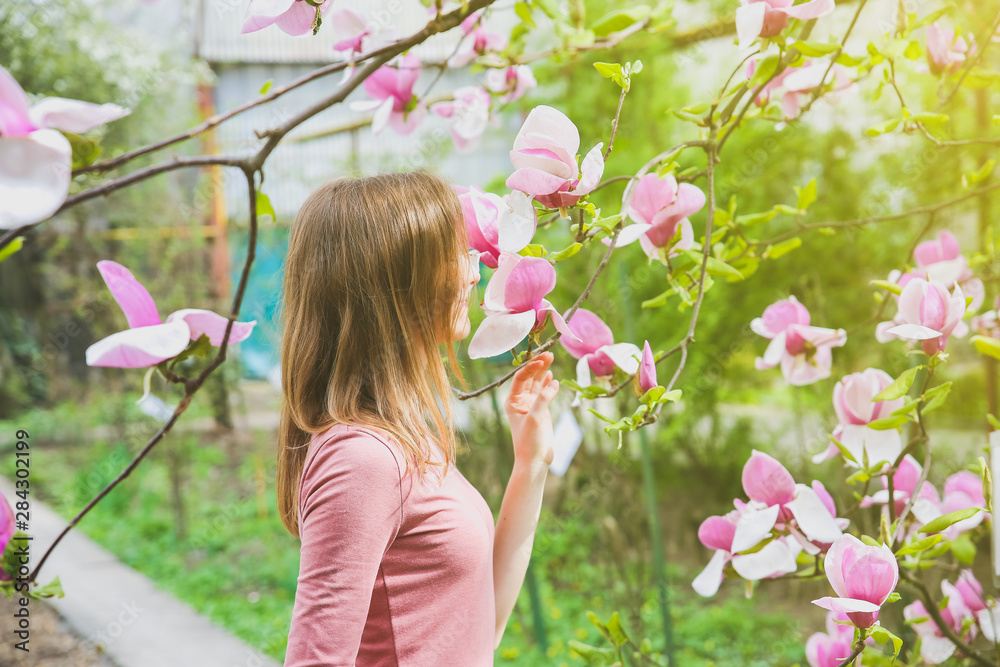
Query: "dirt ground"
0 594 115 667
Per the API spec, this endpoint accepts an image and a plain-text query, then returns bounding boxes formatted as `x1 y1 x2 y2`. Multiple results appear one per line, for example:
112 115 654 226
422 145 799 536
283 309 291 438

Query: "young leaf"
972 335 1000 361
591 6 651 37
918 508 982 534
593 62 623 79
894 533 943 556
795 178 817 211
256 191 276 222
549 242 583 262
872 367 920 401
870 279 902 295
0 236 24 264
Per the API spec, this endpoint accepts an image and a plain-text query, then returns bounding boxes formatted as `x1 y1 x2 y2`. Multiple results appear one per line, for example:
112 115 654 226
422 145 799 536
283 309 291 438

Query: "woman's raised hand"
504 351 559 466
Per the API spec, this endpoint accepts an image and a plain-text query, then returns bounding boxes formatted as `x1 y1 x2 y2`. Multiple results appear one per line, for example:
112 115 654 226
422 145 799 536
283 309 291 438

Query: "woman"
278 171 560 666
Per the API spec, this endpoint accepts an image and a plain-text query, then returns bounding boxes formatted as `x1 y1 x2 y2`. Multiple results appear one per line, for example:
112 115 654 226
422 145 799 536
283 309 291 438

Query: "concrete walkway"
0 476 281 667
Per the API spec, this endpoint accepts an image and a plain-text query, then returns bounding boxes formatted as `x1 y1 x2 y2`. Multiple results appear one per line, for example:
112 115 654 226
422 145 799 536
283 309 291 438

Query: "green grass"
8 398 815 665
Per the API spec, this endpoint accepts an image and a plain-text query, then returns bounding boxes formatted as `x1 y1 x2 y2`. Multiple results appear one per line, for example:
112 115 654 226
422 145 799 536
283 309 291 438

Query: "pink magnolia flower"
752 296 847 386
485 65 537 104
955 569 987 614
450 12 507 67
972 308 1000 338
813 368 904 466
731 451 843 556
904 579 975 664
432 86 492 152
805 612 855 667
926 23 973 75
813 534 899 629
505 105 604 213
331 9 371 55
861 454 940 517
639 341 657 392
1 66 129 229
736 0 836 49
467 252 576 359
86 261 256 368
351 54 424 136
778 63 853 119
748 61 852 119
0 492 13 581
885 278 966 355
692 509 804 597
559 309 642 393
241 0 333 35
610 173 704 260
913 230 984 312
460 187 536 268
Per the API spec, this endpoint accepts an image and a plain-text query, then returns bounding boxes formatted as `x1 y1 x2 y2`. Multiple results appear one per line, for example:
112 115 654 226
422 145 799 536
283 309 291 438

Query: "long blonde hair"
276 171 468 538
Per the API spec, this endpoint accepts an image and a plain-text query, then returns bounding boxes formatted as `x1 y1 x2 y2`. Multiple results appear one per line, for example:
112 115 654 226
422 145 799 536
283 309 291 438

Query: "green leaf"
894 533 943 556
795 178 817 211
912 112 949 124
641 386 665 405
972 335 1000 360
514 2 536 28
921 381 953 414
1 531 27 580
885 592 902 604
641 288 672 309
259 79 273 95
866 118 901 136
764 237 802 260
872 367 920 401
919 508 982 534
549 242 583 262
988 413 1000 430
591 6 650 37
662 389 682 402
749 55 780 88
0 236 24 264
593 62 622 79
256 191 276 222
568 640 618 666
868 625 903 660
911 6 951 30
868 415 910 430
792 41 841 56
606 611 630 645
168 332 214 368
859 534 880 547
30 576 64 599
520 244 548 257
870 279 902 295
735 210 778 227
587 408 617 424
903 40 923 60
890 398 921 416
772 204 800 215
829 434 857 464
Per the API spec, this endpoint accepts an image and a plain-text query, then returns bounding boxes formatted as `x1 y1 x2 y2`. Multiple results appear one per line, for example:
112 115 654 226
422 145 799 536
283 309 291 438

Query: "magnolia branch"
753 180 1000 248
28 166 261 583
935 6 1000 111
0 0 494 254
900 570 994 667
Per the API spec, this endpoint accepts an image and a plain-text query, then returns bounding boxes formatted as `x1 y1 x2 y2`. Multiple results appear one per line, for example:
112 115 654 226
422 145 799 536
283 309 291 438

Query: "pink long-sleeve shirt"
284 423 497 667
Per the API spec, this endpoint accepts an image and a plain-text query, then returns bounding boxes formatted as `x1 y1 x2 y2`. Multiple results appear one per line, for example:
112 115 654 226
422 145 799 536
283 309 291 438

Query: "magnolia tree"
2 0 1000 664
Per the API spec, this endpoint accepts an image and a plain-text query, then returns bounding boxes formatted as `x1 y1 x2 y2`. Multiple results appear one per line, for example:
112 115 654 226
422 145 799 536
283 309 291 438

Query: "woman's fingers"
507 353 556 413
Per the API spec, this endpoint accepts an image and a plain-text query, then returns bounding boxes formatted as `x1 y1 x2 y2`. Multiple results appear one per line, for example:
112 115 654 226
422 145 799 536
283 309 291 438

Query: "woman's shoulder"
304 422 407 480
